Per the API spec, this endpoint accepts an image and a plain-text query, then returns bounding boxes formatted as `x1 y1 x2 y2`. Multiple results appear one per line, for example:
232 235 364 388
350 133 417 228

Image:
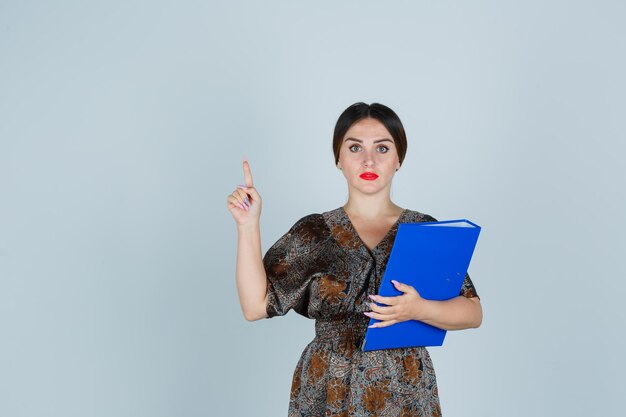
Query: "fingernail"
391 280 399 285
244 197 250 205
237 184 248 189
363 312 372 317
368 295 376 300
237 203 245 210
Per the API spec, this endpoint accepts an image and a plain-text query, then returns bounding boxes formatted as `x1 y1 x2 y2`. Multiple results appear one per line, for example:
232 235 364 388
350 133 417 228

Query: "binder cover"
362 219 481 351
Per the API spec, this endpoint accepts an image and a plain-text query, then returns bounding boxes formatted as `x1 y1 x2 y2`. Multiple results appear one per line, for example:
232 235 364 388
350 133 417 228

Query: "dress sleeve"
263 215 325 318
459 272 479 299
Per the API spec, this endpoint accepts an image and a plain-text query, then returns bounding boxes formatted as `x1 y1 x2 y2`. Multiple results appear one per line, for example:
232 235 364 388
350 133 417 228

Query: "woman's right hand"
227 159 262 226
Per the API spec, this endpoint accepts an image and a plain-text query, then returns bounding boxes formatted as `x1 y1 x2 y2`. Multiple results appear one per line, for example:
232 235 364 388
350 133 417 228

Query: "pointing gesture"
243 158 254 188
227 159 262 226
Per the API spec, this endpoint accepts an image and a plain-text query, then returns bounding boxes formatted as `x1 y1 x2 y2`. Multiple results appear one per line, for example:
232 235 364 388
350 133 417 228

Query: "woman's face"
337 118 401 196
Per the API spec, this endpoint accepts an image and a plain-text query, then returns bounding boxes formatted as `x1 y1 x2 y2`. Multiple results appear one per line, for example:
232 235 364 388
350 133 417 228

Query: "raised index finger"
243 159 254 187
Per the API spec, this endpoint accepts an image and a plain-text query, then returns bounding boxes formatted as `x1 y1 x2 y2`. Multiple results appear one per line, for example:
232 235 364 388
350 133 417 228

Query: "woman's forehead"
343 118 392 141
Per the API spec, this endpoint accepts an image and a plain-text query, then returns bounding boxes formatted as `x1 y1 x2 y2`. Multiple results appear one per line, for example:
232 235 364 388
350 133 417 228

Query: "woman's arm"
417 295 482 330
227 160 268 321
236 221 269 321
365 280 482 330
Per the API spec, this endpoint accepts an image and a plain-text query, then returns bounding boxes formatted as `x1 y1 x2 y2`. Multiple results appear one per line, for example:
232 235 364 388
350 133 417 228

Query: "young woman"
227 102 482 416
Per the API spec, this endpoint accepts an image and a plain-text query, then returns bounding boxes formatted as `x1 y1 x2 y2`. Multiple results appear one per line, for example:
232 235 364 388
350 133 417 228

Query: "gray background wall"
1 1 624 416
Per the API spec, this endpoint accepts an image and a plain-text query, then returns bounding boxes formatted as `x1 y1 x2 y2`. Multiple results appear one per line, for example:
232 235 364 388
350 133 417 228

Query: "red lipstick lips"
359 172 379 180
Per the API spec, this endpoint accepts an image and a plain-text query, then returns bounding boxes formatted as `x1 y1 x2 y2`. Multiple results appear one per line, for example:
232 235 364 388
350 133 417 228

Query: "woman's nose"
362 151 374 167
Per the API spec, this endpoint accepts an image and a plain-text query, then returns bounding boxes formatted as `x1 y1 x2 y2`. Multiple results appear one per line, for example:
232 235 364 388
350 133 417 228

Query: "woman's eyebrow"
344 137 393 144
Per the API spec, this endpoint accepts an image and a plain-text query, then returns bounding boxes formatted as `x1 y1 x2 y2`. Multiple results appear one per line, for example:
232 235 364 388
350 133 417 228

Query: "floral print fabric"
263 207 479 416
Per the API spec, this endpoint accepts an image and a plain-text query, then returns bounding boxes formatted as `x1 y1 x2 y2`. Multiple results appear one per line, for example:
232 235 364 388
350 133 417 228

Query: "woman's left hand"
364 280 428 328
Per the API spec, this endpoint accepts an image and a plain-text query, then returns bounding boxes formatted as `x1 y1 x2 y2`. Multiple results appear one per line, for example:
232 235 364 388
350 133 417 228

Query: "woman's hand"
364 280 483 330
227 159 262 226
364 280 426 328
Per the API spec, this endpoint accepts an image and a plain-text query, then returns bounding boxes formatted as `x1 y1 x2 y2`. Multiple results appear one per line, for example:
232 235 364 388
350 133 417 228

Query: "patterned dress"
263 207 479 416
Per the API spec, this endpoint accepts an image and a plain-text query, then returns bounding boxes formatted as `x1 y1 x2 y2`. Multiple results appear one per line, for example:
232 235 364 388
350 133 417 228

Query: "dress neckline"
339 206 407 253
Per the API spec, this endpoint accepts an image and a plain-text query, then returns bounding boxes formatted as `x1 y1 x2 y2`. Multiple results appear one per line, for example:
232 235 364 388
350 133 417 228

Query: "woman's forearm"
236 221 269 321
420 296 482 331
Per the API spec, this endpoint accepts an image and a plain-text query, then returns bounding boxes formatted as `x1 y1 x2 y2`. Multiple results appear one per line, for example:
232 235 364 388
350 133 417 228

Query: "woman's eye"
347 144 389 153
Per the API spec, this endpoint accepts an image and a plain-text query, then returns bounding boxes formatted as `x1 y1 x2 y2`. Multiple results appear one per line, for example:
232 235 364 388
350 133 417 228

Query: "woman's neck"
342 193 403 221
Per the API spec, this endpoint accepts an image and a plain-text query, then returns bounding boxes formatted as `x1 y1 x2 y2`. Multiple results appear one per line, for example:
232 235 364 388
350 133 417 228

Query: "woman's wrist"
237 220 261 234
414 298 436 322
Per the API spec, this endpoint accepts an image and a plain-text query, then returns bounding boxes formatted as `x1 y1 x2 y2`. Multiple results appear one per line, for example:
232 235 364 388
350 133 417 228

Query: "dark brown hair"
332 102 408 166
